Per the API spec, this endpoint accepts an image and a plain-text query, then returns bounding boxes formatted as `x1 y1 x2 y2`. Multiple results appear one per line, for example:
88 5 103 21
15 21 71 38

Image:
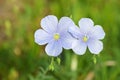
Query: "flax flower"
69 18 105 55
34 15 75 56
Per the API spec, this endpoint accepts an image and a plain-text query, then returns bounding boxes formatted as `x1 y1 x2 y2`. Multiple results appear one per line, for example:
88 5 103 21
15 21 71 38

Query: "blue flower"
34 15 75 57
69 18 105 55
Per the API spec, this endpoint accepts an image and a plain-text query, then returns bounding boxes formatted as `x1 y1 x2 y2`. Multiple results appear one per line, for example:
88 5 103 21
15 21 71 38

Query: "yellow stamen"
53 33 60 40
83 36 88 42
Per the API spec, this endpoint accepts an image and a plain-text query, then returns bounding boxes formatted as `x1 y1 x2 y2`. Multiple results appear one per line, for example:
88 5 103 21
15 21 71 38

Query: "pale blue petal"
41 15 58 33
45 41 62 56
68 25 83 39
60 32 75 49
34 29 52 45
87 40 103 54
91 25 105 40
78 18 94 32
72 40 87 55
58 17 75 33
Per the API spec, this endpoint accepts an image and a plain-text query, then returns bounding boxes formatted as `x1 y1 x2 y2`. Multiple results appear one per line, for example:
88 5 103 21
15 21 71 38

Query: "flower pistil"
82 36 88 42
54 33 60 40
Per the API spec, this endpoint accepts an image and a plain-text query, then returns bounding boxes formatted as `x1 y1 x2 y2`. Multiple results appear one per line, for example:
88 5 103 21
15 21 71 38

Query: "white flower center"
53 33 60 40
82 36 88 42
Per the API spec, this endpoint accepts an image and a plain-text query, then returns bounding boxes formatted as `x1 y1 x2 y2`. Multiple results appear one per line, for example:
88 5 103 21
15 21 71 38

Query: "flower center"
53 33 60 40
83 36 88 42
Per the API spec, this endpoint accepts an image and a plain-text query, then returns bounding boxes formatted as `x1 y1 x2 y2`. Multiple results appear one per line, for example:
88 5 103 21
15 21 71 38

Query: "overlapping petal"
41 15 58 33
72 40 87 55
58 17 75 33
45 41 62 56
60 32 75 49
34 29 52 45
87 40 103 54
68 25 83 39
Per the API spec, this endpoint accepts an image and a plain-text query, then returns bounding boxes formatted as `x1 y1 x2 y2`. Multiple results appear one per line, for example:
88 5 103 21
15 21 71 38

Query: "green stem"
48 57 55 71
93 55 97 64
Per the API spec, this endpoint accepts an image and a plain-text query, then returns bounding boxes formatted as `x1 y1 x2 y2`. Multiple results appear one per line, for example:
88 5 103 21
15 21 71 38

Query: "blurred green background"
0 0 120 80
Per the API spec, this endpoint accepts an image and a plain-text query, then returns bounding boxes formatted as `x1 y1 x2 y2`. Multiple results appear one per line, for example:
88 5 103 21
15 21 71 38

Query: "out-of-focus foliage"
0 0 120 80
